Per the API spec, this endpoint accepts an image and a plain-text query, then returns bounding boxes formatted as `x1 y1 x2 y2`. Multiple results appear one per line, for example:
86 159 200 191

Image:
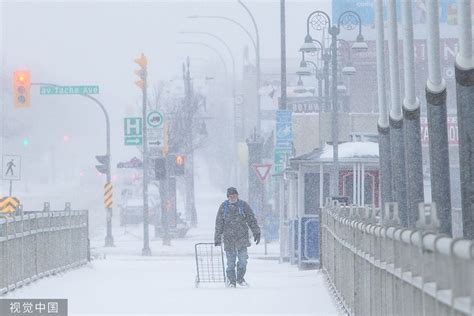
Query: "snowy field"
4 181 337 316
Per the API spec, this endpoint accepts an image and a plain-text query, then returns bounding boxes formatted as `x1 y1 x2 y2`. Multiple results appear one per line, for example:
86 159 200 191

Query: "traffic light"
155 157 166 180
22 138 29 147
63 134 70 144
134 53 147 90
13 70 31 108
95 155 110 175
175 154 185 176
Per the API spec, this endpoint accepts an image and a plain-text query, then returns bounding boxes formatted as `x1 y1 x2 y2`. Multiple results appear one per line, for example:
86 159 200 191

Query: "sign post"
2 155 21 196
274 110 293 173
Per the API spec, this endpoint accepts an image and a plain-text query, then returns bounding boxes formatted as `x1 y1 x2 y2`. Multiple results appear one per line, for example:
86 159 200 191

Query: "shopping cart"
194 243 226 288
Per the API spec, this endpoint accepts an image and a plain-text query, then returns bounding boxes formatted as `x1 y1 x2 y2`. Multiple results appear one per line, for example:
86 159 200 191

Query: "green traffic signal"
22 138 29 146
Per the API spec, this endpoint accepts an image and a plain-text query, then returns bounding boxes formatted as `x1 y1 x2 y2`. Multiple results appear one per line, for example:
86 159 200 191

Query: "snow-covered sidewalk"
4 185 338 315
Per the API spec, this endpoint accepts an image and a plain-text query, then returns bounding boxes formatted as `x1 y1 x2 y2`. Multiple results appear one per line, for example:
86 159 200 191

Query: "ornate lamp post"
300 10 367 197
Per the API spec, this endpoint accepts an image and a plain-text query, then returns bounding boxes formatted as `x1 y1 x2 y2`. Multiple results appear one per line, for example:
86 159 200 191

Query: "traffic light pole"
141 67 152 256
31 82 114 246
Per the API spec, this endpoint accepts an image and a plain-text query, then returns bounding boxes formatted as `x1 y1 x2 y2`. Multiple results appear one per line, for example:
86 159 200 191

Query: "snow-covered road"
4 183 337 315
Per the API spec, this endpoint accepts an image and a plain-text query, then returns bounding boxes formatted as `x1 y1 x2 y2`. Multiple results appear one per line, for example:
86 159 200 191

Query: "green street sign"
124 117 143 146
40 85 99 95
147 111 164 128
125 137 142 146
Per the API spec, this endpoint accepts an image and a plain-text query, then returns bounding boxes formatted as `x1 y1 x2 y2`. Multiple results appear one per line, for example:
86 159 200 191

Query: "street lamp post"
31 82 114 247
301 10 366 197
187 14 260 135
280 0 287 111
237 0 261 135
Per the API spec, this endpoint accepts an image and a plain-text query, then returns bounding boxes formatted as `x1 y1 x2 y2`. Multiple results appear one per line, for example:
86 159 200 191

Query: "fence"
0 205 89 295
322 201 474 315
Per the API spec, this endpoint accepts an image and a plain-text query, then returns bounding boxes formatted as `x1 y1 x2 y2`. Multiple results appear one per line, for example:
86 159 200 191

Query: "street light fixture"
342 65 356 76
351 34 369 52
296 59 312 76
300 34 319 53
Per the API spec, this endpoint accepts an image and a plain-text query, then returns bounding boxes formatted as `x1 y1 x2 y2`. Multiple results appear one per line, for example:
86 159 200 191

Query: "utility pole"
238 0 261 135
135 53 151 256
183 58 197 227
280 0 286 111
247 129 264 223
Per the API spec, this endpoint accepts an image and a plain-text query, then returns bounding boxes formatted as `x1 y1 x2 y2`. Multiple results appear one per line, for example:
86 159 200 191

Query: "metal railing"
0 204 89 295
322 201 474 315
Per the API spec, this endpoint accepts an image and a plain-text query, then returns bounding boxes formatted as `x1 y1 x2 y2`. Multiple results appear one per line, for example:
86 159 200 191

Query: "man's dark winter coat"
214 199 261 251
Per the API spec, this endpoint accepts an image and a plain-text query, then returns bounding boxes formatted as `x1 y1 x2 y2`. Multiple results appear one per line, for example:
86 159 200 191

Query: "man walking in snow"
214 187 261 287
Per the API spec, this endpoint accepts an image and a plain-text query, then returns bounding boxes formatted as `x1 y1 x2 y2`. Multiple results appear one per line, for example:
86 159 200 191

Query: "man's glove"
214 240 221 247
254 233 261 245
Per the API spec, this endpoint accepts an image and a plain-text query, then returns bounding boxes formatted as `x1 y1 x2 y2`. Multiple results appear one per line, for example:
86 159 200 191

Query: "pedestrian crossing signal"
13 70 31 108
175 155 185 176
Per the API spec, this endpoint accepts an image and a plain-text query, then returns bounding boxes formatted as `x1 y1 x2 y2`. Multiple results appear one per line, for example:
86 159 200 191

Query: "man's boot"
226 269 236 287
236 268 249 287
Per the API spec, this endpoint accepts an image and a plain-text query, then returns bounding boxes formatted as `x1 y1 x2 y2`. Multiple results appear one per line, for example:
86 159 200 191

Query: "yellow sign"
0 196 20 213
104 182 113 209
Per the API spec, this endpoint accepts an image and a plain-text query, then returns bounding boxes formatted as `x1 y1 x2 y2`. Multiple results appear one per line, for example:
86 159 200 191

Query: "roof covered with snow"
290 141 379 164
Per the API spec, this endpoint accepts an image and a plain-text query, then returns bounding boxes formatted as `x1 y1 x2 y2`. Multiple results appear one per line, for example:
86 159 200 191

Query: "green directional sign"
40 85 99 95
124 117 143 146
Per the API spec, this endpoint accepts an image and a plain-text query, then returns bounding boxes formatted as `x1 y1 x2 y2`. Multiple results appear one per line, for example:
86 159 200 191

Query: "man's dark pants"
225 247 248 283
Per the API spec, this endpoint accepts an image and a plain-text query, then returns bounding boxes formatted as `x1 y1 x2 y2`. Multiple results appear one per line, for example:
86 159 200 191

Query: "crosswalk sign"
2 155 21 181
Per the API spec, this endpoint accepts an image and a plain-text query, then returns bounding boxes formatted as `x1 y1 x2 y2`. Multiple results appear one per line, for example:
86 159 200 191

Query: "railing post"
416 202 441 232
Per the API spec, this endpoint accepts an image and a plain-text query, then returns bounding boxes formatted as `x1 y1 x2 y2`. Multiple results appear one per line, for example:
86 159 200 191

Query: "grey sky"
0 0 330 195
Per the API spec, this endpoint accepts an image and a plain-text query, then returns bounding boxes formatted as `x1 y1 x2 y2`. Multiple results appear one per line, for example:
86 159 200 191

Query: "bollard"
17 204 23 216
416 202 440 232
365 205 377 224
383 202 401 227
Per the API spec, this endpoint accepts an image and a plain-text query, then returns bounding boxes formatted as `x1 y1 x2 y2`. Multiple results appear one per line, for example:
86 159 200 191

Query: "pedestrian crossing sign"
2 155 21 181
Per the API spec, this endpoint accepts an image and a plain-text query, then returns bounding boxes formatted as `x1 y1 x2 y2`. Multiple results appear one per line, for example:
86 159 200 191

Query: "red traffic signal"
13 70 31 108
134 53 147 90
175 155 184 166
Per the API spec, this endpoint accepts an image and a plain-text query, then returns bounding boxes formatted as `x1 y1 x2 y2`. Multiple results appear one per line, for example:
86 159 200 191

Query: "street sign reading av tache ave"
40 85 99 95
